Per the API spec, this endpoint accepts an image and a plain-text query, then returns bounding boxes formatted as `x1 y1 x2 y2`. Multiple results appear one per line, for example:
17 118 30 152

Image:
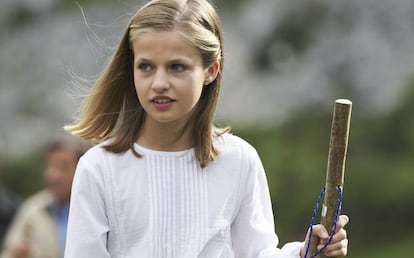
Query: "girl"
64 0 348 257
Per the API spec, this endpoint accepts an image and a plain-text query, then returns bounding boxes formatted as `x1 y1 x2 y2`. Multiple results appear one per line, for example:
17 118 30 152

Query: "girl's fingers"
318 238 348 251
335 215 349 232
312 225 329 240
317 215 348 244
307 214 349 257
318 229 348 256
322 239 348 257
324 247 348 257
321 227 347 245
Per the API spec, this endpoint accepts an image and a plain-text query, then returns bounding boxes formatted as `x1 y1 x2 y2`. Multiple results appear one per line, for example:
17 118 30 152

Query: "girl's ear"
204 61 220 85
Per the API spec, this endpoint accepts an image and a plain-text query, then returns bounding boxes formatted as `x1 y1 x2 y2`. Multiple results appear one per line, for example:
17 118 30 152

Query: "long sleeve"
64 156 110 258
231 151 303 258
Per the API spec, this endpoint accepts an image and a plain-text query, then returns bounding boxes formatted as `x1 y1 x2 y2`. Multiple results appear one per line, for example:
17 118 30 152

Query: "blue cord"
304 185 343 258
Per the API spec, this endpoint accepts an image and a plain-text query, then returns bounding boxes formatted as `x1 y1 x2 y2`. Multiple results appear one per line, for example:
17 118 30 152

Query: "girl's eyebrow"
135 56 193 64
135 57 152 62
168 57 192 64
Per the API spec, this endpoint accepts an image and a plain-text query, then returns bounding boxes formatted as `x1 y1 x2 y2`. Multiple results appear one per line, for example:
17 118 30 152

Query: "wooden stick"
320 99 352 258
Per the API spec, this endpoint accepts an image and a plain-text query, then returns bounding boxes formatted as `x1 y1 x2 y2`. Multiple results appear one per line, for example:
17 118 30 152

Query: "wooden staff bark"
320 99 352 258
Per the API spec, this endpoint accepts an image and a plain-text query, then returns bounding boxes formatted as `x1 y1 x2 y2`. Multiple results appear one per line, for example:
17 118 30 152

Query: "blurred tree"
1 153 44 199
253 0 329 72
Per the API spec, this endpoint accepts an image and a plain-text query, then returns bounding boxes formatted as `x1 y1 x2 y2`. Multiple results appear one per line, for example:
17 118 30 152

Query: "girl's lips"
153 101 174 109
151 96 174 102
151 96 175 109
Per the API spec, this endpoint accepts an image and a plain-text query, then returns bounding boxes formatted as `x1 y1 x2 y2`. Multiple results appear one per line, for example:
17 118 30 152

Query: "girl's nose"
151 69 170 92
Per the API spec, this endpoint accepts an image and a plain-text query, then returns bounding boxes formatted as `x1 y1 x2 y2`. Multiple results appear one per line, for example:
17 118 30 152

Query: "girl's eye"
171 64 185 72
138 63 152 72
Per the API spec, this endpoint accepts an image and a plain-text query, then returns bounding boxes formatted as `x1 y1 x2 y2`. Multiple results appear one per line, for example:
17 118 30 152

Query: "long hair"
65 0 228 167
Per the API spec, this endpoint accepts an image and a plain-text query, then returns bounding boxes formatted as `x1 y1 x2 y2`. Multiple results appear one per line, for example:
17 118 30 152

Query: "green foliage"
355 235 414 258
234 84 414 256
1 153 44 199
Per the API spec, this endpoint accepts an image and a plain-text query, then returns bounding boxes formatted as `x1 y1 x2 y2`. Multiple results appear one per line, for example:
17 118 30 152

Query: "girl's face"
132 30 218 127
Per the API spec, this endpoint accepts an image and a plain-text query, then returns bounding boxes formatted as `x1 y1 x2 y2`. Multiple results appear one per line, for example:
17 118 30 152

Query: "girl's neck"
137 119 193 152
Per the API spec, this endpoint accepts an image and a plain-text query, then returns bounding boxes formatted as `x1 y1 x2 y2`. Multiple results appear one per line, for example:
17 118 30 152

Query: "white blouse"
64 133 302 258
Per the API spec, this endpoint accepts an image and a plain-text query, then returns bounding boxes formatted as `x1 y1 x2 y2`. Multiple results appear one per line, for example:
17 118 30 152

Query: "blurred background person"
0 136 90 258
0 162 20 251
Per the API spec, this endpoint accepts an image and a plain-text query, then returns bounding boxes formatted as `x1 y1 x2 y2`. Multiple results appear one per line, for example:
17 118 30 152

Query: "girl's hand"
300 214 349 258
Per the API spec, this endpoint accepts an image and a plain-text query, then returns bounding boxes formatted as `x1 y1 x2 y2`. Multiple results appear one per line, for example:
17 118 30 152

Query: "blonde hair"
65 0 228 167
